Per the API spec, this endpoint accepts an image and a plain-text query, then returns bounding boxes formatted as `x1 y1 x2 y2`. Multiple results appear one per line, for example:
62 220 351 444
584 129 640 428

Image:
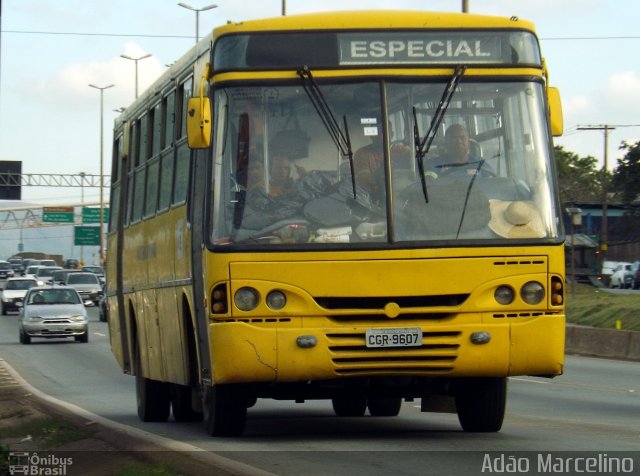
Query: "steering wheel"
436 161 497 178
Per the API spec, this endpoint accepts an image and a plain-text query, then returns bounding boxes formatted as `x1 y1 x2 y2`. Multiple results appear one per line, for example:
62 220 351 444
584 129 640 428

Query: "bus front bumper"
209 315 565 384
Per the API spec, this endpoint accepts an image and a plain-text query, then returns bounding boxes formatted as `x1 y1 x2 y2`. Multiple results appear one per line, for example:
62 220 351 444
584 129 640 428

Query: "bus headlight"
234 287 259 311
494 285 515 305
521 281 545 305
266 290 286 310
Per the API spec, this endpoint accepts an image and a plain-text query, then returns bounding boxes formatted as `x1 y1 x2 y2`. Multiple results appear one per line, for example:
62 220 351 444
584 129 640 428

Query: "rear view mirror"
548 87 563 137
186 97 212 149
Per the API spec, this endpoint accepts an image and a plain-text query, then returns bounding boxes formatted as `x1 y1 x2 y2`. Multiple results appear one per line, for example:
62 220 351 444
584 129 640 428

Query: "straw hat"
489 200 545 238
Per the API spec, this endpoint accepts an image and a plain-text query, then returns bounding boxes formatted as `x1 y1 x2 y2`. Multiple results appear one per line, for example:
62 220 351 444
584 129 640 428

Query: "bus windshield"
211 79 559 246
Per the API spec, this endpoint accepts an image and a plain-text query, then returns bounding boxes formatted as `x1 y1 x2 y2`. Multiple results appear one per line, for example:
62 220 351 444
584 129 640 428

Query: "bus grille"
326 331 461 375
314 295 469 309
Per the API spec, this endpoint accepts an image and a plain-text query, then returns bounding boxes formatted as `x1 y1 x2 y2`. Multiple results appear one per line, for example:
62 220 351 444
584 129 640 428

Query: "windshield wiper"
297 66 356 198
413 65 467 202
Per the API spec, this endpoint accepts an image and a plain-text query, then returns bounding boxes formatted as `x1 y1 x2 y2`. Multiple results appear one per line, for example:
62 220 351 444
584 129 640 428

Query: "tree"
612 140 640 204
554 145 602 203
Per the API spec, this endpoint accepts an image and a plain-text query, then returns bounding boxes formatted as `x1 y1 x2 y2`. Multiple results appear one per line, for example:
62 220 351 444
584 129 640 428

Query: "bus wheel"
203 385 247 437
171 384 203 422
367 397 402 417
332 398 367 417
135 351 170 422
455 377 507 432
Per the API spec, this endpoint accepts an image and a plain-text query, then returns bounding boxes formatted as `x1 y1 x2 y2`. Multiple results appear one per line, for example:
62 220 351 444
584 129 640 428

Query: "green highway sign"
43 206 74 223
82 207 109 224
74 226 100 246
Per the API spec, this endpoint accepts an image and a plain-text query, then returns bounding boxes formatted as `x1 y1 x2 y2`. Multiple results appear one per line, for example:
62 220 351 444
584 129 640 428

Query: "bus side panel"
157 286 190 385
107 294 125 368
172 206 191 282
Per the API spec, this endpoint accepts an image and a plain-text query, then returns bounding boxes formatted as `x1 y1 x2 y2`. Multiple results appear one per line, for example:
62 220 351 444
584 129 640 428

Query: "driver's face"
445 127 470 163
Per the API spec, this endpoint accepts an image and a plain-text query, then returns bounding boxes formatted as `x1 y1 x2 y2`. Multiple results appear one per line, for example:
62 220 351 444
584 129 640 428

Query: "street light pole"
79 171 86 264
88 83 115 266
177 2 218 44
120 53 151 99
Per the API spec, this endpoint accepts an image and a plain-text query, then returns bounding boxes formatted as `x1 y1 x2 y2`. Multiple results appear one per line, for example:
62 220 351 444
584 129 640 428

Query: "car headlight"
70 315 87 321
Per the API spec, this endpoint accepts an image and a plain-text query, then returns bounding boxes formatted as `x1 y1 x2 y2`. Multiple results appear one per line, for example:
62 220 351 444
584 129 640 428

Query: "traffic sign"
74 226 100 246
43 206 74 223
82 207 109 224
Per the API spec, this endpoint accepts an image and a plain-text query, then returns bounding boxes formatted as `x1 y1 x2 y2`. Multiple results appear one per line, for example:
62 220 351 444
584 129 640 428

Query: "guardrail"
566 324 640 361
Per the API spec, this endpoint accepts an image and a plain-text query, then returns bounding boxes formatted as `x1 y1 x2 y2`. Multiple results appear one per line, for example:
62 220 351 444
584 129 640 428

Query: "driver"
430 124 495 177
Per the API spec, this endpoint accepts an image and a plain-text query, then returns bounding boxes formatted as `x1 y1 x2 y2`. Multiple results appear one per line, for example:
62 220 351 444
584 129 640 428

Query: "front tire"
455 377 507 432
19 329 31 345
202 385 247 436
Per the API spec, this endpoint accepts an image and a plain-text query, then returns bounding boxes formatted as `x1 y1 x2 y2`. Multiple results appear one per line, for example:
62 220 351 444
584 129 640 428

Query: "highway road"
1 308 639 475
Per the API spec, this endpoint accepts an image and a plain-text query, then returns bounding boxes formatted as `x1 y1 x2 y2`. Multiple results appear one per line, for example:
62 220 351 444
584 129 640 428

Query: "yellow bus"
107 10 565 437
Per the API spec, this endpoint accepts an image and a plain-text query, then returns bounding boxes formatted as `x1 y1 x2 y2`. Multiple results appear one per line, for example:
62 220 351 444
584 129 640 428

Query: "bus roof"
214 10 536 35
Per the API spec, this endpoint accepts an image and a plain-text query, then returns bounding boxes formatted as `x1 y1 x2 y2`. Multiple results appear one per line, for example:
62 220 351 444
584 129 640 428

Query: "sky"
1 0 640 207
1 0 639 260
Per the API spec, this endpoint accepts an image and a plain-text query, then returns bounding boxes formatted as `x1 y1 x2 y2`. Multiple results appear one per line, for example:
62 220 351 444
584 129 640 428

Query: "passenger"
268 155 297 196
352 125 385 200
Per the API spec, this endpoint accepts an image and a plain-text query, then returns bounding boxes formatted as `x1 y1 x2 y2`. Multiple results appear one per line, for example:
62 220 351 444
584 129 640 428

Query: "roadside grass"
566 283 640 331
2 415 94 450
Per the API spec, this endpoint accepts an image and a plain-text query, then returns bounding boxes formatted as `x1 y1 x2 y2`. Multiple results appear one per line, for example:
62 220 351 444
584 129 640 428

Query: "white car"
609 262 633 288
19 286 89 344
1 277 38 314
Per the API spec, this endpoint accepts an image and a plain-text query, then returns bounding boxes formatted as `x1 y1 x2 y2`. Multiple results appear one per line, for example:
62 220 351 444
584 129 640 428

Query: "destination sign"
214 30 541 70
339 33 503 64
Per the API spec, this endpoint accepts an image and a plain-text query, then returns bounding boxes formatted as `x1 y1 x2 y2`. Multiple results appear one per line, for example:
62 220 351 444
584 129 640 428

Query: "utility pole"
577 124 615 274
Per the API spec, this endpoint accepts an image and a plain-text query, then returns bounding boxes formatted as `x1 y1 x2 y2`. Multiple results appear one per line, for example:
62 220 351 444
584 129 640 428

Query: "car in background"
98 295 107 322
1 277 38 315
52 268 83 285
609 262 633 288
18 286 89 344
8 258 24 275
39 259 58 268
34 266 63 286
64 258 80 269
0 261 15 280
82 265 105 285
24 265 42 279
601 260 623 287
64 272 103 305
630 261 640 289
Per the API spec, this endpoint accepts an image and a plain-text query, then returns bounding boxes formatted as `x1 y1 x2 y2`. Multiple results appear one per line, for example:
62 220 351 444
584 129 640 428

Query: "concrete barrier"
565 324 640 361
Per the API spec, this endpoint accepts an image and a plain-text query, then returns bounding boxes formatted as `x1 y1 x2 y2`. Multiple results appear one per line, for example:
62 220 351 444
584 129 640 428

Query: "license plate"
365 327 422 348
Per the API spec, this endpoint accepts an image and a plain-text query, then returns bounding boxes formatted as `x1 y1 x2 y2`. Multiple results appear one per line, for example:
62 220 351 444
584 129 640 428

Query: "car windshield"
210 79 559 247
37 268 60 277
0 263 11 269
83 267 103 274
67 274 99 284
5 280 37 290
28 290 81 305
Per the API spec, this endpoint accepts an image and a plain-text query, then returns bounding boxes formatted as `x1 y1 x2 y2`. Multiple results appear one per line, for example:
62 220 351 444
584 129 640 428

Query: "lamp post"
120 53 151 99
88 83 115 266
79 172 86 263
177 2 217 43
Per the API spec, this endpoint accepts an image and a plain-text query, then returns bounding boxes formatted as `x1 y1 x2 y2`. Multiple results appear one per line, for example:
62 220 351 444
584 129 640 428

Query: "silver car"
1 277 38 315
64 272 103 305
19 286 89 344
